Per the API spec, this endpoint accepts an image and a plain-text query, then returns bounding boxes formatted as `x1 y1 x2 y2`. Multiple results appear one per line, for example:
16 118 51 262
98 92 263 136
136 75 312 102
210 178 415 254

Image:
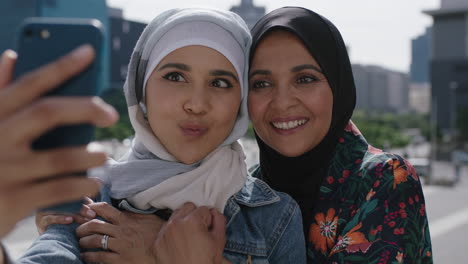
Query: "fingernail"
87 142 105 153
71 44 94 59
2 49 17 60
65 216 73 222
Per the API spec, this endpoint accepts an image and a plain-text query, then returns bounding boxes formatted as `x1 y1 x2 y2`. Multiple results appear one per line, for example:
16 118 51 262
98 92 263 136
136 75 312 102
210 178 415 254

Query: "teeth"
272 119 307 130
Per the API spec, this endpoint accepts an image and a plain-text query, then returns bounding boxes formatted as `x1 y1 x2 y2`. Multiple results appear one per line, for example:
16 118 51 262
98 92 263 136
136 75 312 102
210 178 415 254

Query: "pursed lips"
179 123 209 137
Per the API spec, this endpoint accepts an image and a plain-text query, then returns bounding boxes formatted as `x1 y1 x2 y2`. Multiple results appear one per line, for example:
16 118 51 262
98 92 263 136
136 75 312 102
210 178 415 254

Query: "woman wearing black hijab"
248 7 433 263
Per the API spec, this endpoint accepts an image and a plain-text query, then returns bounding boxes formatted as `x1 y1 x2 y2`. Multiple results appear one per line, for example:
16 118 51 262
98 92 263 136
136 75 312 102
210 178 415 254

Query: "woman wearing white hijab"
19 8 306 264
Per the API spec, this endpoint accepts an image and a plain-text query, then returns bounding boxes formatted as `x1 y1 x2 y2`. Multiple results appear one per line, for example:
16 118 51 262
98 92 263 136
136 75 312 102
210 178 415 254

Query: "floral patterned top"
253 121 433 264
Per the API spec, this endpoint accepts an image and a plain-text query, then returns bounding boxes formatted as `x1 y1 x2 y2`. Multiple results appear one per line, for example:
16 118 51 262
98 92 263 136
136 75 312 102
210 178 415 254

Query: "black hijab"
250 7 356 230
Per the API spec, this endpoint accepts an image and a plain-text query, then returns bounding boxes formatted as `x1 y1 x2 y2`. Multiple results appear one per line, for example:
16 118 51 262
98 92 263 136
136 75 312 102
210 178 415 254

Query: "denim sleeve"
17 222 83 264
267 198 307 264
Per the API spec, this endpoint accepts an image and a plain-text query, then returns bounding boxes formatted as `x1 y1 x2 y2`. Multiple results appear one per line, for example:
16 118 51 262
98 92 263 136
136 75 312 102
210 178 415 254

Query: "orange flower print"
388 158 410 189
330 222 375 256
309 208 338 254
404 159 419 181
396 251 404 263
366 189 376 201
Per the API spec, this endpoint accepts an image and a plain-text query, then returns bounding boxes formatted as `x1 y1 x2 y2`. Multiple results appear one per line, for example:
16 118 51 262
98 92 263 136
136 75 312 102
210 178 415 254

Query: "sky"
107 0 440 73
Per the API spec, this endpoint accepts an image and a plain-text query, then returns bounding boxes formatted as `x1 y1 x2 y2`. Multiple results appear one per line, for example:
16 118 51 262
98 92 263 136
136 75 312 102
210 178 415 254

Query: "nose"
183 85 211 115
270 84 298 111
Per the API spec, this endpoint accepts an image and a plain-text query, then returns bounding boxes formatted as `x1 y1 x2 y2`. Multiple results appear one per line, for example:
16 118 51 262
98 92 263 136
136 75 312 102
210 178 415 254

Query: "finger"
2 97 118 145
80 203 96 219
170 202 197 220
83 196 94 205
72 214 91 225
35 213 73 235
87 202 123 225
0 45 95 119
2 146 107 184
0 50 17 88
76 219 117 238
81 251 120 264
209 208 226 243
1 177 99 222
79 234 118 251
189 206 212 228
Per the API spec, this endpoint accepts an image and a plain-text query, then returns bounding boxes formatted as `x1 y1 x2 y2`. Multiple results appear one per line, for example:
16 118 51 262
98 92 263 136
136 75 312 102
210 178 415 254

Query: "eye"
162 72 187 82
211 78 232 89
250 80 272 90
296 75 317 84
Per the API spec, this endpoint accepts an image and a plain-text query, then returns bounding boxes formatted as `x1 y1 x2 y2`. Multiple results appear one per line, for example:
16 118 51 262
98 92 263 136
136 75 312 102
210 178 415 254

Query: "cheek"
247 93 264 123
215 93 241 125
307 88 333 129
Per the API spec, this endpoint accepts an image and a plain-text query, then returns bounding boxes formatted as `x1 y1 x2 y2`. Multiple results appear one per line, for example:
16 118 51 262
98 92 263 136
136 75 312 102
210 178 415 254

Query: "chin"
178 154 203 165
272 145 308 158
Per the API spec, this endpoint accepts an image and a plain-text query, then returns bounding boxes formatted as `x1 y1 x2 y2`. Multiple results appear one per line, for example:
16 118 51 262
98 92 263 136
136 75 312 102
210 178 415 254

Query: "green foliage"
245 122 256 139
351 110 420 149
95 89 134 141
245 111 430 149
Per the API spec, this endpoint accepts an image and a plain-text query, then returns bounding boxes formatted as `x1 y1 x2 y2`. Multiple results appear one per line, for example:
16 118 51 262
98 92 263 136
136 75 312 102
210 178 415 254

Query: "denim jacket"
18 176 306 264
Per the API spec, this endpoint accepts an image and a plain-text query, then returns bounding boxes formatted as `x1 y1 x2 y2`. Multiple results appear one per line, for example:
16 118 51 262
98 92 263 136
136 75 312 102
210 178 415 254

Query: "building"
108 8 146 90
352 64 410 113
409 27 432 114
0 0 147 92
424 0 468 132
410 27 432 84
230 0 265 29
0 0 110 91
409 83 431 113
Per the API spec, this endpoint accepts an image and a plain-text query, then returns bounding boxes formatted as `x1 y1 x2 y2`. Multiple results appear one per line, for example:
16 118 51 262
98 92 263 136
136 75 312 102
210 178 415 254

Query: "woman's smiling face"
145 45 241 164
248 30 333 157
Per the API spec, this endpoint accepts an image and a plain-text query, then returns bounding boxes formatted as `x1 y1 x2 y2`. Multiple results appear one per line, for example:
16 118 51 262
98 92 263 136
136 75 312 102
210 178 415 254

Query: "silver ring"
101 235 109 251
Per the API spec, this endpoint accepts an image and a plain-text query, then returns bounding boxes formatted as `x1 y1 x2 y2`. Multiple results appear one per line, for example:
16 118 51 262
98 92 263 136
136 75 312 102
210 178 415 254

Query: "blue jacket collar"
224 176 280 226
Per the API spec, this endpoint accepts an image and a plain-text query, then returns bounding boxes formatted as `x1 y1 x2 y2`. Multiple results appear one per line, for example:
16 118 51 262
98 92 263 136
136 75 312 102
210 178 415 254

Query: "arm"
18 220 83 264
78 202 227 264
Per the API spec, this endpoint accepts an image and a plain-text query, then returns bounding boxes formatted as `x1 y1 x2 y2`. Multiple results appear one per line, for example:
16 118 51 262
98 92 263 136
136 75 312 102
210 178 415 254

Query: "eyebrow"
291 64 323 73
210 70 239 82
249 69 272 79
249 64 323 79
158 63 191 72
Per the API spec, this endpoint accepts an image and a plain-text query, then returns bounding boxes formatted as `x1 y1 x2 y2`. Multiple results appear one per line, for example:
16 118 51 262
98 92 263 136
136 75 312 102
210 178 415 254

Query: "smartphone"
14 17 105 150
13 18 105 213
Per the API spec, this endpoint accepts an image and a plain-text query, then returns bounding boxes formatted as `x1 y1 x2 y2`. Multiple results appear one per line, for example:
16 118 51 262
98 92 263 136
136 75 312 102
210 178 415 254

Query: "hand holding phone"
11 18 108 213
0 46 117 235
